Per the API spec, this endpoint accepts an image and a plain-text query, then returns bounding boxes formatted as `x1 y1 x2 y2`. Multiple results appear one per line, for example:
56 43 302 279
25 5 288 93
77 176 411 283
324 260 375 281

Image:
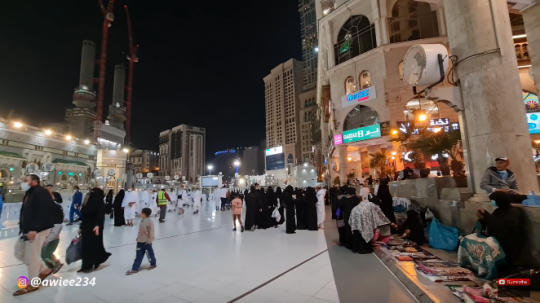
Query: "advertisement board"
201 176 219 187
265 146 283 156
265 146 285 170
343 124 381 144
334 134 343 145
527 113 540 134
341 86 377 109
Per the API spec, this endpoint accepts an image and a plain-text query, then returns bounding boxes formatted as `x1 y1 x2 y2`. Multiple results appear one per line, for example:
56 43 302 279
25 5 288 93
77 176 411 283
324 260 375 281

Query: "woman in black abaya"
376 179 396 224
295 189 307 230
267 187 279 228
284 186 296 234
79 188 111 272
245 186 261 231
304 187 318 231
105 190 113 219
257 188 269 229
276 187 285 225
112 189 125 226
337 187 360 249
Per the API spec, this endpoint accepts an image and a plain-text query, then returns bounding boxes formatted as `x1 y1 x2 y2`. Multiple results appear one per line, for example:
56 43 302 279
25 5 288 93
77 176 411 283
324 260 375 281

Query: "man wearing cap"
480 156 525 204
156 186 171 223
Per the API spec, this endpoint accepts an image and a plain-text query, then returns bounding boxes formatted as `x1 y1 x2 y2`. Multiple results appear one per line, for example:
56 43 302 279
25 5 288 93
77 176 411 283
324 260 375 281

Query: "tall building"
264 59 304 165
298 90 317 163
130 149 159 175
159 124 205 183
299 0 318 92
239 146 264 176
107 65 127 130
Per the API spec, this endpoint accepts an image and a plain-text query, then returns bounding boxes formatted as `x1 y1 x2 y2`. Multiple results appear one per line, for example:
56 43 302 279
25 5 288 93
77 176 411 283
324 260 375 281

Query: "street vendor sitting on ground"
479 156 526 204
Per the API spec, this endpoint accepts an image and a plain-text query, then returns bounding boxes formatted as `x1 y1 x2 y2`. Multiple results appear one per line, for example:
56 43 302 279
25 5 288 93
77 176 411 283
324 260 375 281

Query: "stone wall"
389 178 540 267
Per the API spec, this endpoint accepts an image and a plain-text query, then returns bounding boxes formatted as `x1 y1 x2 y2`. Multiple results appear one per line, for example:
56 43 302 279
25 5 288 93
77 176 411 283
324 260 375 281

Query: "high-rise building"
159 124 205 183
130 149 159 175
299 0 318 92
264 59 304 165
239 146 264 176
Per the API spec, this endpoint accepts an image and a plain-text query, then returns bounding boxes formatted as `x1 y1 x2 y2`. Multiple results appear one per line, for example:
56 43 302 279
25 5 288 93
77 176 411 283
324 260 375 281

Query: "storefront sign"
343 124 381 144
527 113 540 134
430 118 449 126
265 146 283 156
398 121 459 134
341 86 377 108
334 134 343 145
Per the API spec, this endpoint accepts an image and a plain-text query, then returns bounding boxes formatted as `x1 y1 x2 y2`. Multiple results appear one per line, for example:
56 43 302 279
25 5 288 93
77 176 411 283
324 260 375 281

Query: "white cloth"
193 190 202 210
149 192 158 216
122 190 139 220
168 190 177 211
316 189 326 227
177 189 186 208
140 190 150 208
359 187 370 201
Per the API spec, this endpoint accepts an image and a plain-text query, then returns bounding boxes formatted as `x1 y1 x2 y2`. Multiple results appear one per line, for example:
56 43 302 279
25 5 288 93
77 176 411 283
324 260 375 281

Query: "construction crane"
95 0 115 138
124 5 139 145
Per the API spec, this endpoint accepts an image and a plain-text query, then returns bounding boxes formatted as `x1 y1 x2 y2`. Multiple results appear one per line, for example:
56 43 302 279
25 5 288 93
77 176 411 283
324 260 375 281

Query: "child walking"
41 201 65 274
232 194 244 232
127 208 156 275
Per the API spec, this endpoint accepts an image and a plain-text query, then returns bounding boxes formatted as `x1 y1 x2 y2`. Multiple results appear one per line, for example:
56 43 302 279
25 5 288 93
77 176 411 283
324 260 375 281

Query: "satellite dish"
26 163 39 174
173 175 179 180
93 168 102 177
403 44 449 87
165 175 171 181
136 173 143 179
42 163 55 172
107 169 115 176
147 173 154 179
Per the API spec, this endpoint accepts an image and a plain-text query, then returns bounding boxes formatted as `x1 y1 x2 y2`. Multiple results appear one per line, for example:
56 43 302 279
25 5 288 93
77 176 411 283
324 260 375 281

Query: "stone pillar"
443 0 539 193
436 7 447 37
338 144 348 186
523 4 540 94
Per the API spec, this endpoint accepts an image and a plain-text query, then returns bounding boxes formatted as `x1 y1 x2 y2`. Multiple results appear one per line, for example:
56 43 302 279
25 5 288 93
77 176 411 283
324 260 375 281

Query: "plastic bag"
425 207 434 220
65 236 82 265
523 194 540 207
429 218 459 251
271 208 281 222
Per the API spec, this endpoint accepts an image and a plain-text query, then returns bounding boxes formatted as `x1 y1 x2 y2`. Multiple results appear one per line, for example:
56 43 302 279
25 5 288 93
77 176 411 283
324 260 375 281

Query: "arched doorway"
343 105 380 131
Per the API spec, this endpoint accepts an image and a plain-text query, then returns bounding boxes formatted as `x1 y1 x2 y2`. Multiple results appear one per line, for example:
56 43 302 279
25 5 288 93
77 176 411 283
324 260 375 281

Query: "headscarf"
284 185 294 196
401 210 425 245
349 200 391 242
489 191 512 209
250 185 257 193
113 189 125 207
305 187 317 201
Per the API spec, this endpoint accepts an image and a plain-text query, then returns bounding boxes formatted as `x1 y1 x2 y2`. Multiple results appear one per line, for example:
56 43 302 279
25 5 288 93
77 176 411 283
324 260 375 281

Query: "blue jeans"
69 206 81 223
131 243 156 271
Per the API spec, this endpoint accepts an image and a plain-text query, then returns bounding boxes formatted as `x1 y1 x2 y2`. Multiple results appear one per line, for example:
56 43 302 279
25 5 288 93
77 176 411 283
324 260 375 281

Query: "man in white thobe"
192 187 202 214
315 186 327 229
122 186 139 226
177 186 187 214
168 188 177 212
149 189 158 217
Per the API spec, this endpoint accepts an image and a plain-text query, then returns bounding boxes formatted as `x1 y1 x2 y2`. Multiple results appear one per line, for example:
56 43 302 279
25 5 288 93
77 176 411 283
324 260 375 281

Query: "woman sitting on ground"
349 192 392 254
398 210 425 246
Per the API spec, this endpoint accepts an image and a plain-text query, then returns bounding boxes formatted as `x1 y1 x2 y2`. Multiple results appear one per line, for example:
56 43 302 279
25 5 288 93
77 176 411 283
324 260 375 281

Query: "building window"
359 71 371 89
335 15 376 65
345 76 356 94
388 0 439 43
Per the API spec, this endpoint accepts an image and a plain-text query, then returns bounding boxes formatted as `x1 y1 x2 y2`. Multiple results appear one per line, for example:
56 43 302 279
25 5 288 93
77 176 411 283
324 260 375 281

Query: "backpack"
178 190 183 200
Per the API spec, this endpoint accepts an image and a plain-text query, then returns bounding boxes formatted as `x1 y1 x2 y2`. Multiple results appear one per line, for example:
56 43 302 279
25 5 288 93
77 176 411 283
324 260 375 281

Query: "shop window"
334 15 376 65
388 0 439 43
343 105 380 132
345 76 356 94
404 98 439 121
359 71 371 89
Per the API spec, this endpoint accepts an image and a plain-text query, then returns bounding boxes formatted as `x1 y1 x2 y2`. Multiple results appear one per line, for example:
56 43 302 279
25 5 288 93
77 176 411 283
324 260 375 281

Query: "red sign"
497 279 530 286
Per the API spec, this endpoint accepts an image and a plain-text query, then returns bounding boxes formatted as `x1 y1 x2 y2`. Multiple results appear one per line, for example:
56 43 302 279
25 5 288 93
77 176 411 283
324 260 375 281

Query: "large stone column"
443 0 539 193
338 144 348 186
523 4 540 94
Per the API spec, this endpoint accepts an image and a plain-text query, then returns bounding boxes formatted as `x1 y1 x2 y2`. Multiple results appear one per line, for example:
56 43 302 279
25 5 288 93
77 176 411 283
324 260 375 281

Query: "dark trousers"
131 243 156 271
69 207 82 223
159 205 167 220
220 198 229 210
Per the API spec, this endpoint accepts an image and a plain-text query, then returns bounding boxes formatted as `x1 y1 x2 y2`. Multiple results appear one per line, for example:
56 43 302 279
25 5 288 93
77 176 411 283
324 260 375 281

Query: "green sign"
339 41 350 54
343 124 382 144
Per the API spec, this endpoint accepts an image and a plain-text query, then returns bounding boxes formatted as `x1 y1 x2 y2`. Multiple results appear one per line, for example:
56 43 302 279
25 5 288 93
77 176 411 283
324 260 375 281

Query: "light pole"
207 165 213 176
234 160 240 175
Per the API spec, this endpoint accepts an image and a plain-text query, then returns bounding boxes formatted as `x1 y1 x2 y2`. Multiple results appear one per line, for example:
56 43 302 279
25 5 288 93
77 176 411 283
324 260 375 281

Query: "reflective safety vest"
157 191 168 206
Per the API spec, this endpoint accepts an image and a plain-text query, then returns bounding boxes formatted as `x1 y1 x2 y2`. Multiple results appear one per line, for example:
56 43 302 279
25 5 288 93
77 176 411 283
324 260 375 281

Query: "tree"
369 151 388 175
408 130 465 177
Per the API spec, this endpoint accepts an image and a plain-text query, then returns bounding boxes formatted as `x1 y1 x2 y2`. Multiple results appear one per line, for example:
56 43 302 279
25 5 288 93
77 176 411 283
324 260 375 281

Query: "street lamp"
207 165 213 175
234 160 240 166
13 122 23 128
122 148 129 153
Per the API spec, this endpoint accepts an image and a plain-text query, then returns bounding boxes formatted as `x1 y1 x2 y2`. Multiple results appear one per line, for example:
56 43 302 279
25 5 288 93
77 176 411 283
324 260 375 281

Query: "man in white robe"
177 186 187 214
315 186 327 229
140 189 150 208
168 188 177 212
149 189 158 217
192 187 202 214
122 186 139 226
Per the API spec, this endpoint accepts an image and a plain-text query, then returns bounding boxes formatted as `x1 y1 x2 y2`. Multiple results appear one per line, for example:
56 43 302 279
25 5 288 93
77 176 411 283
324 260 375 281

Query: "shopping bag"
428 218 459 251
65 236 82 265
272 208 281 222
523 193 540 207
425 207 435 220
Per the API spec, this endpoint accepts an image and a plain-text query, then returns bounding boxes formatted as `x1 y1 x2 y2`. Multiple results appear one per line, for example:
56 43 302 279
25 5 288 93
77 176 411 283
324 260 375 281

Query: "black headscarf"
113 189 125 208
399 210 425 245
250 185 257 193
305 187 317 201
284 185 294 196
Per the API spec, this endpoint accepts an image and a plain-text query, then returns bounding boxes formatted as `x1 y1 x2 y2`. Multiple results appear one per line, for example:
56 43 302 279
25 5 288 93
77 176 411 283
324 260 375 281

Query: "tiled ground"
0 199 337 303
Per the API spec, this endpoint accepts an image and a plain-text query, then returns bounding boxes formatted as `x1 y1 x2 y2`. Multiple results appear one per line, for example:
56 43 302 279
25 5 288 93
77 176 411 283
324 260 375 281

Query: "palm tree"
408 130 465 177
369 151 388 175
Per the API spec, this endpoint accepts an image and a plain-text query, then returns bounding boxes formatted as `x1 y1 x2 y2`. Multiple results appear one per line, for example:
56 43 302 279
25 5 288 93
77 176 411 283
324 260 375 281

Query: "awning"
52 159 88 167
0 151 25 159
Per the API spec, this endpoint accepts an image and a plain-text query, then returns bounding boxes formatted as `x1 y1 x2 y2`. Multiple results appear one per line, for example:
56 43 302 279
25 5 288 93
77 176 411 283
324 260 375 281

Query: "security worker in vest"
156 186 171 223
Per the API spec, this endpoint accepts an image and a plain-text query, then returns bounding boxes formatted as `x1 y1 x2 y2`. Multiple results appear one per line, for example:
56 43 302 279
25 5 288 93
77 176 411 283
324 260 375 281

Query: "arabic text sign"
343 124 381 144
334 134 343 145
341 86 377 108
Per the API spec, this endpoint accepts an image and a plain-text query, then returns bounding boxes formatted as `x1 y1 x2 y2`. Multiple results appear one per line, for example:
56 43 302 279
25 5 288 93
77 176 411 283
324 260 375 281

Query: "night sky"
0 0 302 160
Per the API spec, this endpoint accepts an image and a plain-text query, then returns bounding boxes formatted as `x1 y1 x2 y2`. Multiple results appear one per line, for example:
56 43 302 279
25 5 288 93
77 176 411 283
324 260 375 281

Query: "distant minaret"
65 40 97 139
107 65 127 130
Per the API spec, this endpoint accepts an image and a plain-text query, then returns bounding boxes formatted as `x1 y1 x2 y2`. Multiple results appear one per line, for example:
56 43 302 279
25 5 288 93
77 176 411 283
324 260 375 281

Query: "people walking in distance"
67 186 82 225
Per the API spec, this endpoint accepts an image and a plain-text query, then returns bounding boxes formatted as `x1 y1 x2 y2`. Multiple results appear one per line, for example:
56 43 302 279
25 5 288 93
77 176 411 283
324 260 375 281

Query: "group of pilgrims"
237 183 328 233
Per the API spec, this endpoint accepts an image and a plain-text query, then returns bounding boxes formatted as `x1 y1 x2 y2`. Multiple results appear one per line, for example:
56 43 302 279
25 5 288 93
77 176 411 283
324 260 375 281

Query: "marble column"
338 144 348 186
523 4 540 94
443 0 539 193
